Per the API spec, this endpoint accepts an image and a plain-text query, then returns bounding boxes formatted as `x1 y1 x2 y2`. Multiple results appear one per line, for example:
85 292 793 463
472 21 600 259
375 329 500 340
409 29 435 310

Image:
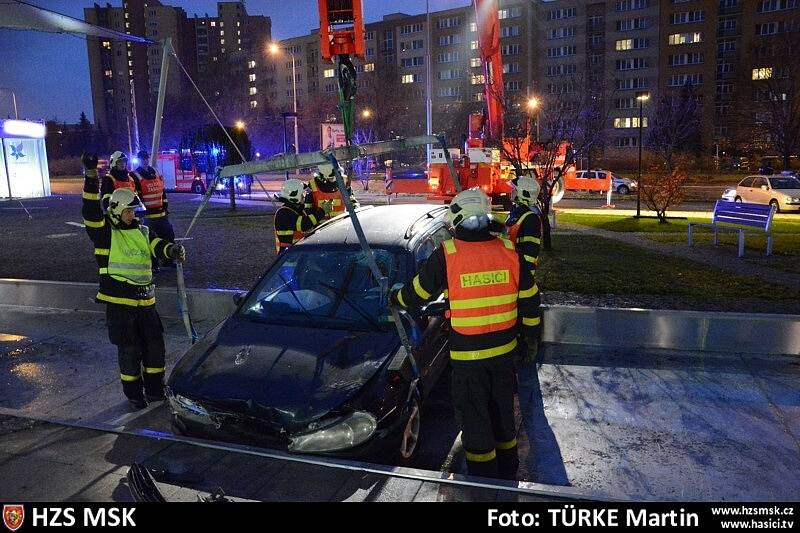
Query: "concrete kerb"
2 279 799 356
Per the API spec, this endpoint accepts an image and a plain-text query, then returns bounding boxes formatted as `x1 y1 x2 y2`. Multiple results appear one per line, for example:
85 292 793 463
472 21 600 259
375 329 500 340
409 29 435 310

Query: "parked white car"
735 175 800 213
721 187 737 201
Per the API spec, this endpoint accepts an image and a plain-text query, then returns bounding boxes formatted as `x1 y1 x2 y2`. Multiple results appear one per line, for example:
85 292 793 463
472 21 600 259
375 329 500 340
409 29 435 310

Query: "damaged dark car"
166 204 453 460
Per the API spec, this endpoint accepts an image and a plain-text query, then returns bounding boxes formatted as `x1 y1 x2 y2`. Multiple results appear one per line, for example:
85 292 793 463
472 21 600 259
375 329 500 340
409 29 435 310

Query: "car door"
738 177 754 201
751 177 767 204
411 224 452 394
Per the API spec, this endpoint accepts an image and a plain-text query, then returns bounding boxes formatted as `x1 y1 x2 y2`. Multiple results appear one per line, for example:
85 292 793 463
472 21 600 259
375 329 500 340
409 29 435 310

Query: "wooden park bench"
687 200 774 258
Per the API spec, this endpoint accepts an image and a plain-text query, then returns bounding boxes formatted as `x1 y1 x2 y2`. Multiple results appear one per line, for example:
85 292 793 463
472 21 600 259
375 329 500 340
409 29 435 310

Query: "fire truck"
155 150 208 193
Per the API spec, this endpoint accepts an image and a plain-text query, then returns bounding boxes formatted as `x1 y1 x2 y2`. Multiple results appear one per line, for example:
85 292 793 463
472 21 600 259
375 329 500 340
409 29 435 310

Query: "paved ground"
1 302 798 501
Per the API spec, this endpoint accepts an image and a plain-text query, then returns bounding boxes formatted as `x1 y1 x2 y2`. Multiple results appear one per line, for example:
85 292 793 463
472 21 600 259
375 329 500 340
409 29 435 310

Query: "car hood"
168 317 398 432
773 188 800 195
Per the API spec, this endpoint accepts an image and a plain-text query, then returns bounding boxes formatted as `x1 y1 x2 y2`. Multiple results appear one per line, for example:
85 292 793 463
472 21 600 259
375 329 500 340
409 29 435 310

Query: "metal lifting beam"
218 134 448 178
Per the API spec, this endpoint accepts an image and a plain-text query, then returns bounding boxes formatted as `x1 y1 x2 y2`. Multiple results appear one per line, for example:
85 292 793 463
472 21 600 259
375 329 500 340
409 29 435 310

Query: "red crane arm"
474 0 504 141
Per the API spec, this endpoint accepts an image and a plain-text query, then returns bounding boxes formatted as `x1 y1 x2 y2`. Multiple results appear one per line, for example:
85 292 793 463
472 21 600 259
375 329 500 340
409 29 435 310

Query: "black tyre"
617 185 630 195
735 196 742 202
192 182 204 194
770 199 780 213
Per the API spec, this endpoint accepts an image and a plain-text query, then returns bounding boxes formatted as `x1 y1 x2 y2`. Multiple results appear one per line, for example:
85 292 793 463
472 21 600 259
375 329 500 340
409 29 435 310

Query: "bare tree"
640 154 690 224
492 71 614 250
751 31 800 171
645 84 703 172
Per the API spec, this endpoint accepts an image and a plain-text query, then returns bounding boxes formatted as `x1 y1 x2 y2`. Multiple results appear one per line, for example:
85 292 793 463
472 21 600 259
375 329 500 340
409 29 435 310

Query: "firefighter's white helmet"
447 187 490 229
316 162 345 182
514 176 540 206
109 150 128 169
108 188 142 220
280 178 305 203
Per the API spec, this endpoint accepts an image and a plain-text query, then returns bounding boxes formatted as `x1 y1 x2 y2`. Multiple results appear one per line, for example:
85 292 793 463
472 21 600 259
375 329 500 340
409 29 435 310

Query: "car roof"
298 204 449 249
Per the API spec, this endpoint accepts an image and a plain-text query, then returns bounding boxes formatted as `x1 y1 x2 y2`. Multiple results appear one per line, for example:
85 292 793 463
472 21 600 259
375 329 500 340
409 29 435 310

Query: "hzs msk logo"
2 505 24 532
9 144 25 160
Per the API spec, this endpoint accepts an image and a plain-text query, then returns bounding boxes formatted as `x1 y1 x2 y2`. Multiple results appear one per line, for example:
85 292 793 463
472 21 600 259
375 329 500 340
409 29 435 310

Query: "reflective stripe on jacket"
274 206 305 253
443 237 520 340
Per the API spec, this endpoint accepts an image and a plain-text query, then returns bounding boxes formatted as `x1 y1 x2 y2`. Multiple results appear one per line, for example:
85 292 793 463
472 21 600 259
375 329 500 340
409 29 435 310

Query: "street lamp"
527 96 540 141
635 93 650 218
234 120 245 131
361 108 372 119
269 43 299 176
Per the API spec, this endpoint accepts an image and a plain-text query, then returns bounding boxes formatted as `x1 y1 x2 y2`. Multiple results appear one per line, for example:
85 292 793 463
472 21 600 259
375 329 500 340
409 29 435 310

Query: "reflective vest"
309 178 343 219
110 174 136 192
274 206 304 253
134 171 165 212
101 225 153 286
507 209 542 268
442 237 520 337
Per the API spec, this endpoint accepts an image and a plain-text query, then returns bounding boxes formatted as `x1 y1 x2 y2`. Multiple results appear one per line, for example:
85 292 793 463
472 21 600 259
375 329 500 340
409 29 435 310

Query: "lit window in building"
128 69 133 76
616 39 633 51
211 21 216 27
102 41 112 49
474 92 484 102
471 57 481 67
237 21 241 27
249 73 256 82
668 32 702 45
613 117 648 129
471 74 485 85
249 86 257 95
324 68 335 78
237 30 241 35
752 67 773 80
364 63 375 72
220 30 225 36
237 39 241 45
470 40 479 50
221 48 226 53
220 39 225 45
401 74 417 83
104 69 113 77
248 60 256 68
470 22 477 32
250 100 258 109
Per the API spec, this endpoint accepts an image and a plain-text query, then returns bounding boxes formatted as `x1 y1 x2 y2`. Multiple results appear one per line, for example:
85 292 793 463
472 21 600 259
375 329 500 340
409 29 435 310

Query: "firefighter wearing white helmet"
81 153 187 410
506 174 543 365
390 187 540 481
101 150 137 211
304 162 358 220
273 178 326 253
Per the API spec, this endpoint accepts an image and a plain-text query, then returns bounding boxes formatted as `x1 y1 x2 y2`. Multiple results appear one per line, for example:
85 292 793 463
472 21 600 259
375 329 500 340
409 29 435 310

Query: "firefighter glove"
320 199 333 215
167 243 186 262
81 153 99 171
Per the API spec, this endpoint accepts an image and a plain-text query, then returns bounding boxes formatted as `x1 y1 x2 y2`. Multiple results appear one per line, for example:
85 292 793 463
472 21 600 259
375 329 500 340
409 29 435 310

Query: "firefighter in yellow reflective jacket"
274 179 327 253
389 188 540 480
82 153 187 410
506 176 543 362
304 163 358 220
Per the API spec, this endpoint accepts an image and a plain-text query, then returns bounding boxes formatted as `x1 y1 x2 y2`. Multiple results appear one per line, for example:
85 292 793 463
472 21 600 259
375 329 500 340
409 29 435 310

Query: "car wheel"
192 182 204 194
735 196 742 202
617 185 629 195
399 395 421 460
770 199 780 213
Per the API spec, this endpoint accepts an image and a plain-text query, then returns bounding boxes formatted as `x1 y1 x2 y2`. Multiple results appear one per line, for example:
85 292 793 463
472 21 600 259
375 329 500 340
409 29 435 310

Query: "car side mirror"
761 185 769 191
420 300 447 318
233 292 246 306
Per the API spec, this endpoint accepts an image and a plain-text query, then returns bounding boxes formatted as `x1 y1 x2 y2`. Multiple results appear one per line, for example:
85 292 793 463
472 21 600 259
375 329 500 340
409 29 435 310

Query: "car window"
752 177 765 188
769 177 800 189
739 177 753 187
239 247 406 331
414 225 451 266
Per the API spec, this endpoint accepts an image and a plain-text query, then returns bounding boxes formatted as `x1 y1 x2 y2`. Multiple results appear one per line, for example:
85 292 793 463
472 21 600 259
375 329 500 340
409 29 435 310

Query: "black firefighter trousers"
106 303 166 401
451 354 519 480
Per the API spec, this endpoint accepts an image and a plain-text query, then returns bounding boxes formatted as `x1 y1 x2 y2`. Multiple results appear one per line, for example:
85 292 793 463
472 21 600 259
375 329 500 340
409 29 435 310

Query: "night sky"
0 0 467 124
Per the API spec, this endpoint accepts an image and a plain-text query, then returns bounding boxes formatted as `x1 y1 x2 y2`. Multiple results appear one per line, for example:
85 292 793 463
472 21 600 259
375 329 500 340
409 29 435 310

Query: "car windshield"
769 177 800 189
239 247 406 331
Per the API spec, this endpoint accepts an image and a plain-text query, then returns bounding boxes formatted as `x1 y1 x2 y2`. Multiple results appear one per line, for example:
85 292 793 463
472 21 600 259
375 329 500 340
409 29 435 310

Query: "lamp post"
635 93 650 218
527 96 540 140
281 111 298 180
269 43 299 176
0 89 18 119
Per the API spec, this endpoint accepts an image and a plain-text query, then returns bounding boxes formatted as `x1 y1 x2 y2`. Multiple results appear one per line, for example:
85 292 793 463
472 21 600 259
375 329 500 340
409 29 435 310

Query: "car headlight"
168 392 220 428
288 411 377 453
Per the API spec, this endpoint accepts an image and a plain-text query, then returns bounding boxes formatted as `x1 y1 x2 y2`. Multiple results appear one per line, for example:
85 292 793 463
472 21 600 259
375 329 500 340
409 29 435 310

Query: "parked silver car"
734 175 800 213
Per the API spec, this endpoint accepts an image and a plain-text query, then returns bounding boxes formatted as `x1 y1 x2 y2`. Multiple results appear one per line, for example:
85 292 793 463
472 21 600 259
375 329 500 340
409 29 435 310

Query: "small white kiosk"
0 119 51 199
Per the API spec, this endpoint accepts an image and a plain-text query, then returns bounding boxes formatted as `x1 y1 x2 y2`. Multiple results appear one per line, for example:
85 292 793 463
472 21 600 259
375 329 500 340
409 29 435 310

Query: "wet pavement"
1 302 798 501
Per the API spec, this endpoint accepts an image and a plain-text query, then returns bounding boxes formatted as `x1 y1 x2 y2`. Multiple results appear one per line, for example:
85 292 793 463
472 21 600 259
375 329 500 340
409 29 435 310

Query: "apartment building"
86 1 270 150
